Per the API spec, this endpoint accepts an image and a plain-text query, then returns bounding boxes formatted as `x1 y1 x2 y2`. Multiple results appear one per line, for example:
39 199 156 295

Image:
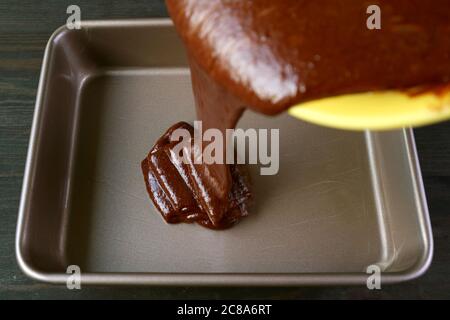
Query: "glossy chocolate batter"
142 122 252 229
143 0 450 229
166 0 450 113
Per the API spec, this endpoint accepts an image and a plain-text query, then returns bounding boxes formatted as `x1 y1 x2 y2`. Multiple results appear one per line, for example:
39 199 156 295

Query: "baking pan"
16 19 433 286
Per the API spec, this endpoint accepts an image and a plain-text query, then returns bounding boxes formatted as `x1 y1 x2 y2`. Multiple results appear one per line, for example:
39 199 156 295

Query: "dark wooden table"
1 0 449 299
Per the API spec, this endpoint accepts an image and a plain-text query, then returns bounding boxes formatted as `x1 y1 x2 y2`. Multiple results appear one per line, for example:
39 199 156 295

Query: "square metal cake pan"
16 19 433 286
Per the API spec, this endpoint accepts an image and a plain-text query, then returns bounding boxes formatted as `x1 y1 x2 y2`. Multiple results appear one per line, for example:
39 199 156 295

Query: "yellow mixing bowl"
288 88 450 131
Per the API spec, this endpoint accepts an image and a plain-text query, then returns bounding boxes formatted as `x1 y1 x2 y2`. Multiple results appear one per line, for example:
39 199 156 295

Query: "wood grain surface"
0 0 449 299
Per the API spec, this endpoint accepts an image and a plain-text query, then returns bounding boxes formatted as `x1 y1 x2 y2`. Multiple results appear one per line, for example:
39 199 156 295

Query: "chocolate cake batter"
141 122 252 229
166 0 450 113
142 0 450 229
